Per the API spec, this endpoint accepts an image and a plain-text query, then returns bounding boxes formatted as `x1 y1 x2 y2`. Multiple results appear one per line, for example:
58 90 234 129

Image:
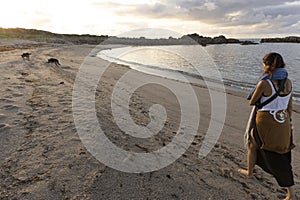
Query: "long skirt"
253 111 295 187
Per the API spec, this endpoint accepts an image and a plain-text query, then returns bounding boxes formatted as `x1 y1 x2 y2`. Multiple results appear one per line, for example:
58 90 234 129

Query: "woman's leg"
238 136 258 177
284 186 295 200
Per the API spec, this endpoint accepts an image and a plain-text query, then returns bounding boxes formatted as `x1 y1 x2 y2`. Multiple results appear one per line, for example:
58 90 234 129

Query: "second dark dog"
47 58 60 66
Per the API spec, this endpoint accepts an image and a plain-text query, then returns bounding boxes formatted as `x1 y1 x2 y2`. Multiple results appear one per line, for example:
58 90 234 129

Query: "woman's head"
262 52 285 74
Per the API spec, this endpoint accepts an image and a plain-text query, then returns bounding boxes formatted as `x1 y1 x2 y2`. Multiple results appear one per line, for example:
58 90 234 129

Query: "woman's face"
263 63 269 73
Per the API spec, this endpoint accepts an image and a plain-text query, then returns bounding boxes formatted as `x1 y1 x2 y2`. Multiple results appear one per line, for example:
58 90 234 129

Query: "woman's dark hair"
263 52 285 76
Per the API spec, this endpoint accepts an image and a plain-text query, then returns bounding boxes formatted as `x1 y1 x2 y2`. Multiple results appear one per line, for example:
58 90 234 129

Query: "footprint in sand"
12 85 25 89
0 123 10 130
1 104 19 111
20 72 29 76
0 114 6 120
12 93 23 97
0 98 14 103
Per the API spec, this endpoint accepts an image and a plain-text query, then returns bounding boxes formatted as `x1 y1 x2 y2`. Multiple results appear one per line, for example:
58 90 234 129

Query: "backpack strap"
256 78 287 109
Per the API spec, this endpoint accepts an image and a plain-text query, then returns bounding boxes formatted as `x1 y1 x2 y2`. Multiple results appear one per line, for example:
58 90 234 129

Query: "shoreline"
97 44 300 105
96 46 300 113
1 40 300 199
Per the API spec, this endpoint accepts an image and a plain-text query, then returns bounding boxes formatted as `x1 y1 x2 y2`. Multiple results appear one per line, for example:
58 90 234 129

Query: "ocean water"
98 43 300 101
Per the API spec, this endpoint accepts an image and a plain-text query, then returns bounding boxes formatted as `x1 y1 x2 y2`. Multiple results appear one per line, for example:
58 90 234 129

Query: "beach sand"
1 39 300 199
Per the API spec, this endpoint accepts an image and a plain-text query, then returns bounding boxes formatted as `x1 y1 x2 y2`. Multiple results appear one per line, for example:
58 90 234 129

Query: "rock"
261 36 300 43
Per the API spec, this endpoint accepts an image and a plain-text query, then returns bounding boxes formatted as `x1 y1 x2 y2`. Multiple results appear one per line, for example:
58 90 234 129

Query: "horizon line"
1 26 300 40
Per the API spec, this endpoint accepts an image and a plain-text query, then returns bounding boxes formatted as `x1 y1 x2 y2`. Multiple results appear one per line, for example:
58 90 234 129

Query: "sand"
0 39 300 199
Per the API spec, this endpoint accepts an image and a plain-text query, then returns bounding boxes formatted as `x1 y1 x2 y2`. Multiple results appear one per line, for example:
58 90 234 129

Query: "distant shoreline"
1 27 299 47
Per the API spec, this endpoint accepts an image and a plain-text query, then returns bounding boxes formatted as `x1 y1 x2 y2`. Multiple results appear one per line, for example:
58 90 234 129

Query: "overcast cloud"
95 0 300 37
1 0 299 37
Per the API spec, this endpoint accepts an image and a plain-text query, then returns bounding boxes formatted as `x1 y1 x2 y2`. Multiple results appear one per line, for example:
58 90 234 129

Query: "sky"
1 0 300 38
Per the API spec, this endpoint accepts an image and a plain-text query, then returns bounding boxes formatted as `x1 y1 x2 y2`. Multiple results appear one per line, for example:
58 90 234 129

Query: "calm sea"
98 43 300 102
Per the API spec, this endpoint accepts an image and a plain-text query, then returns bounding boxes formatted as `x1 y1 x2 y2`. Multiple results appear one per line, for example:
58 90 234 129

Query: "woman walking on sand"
238 52 296 200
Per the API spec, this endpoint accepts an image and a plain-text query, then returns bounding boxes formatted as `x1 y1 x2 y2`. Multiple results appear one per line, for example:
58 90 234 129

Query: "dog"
21 53 31 61
47 58 61 66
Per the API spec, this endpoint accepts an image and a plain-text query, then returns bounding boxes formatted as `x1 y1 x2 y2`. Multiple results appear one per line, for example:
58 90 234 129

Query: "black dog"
47 58 61 66
21 53 31 61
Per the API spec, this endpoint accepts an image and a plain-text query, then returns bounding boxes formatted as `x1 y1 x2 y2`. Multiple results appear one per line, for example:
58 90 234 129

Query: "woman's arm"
249 80 268 106
286 79 293 118
287 94 293 118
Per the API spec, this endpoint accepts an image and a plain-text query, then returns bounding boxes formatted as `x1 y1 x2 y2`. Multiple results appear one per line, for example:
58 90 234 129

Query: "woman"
238 52 295 200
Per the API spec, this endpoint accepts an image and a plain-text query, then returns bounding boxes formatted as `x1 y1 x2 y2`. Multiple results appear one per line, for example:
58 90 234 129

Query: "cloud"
94 0 300 36
4 0 298 37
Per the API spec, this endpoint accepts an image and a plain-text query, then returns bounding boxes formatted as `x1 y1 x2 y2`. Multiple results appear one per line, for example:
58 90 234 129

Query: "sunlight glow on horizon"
0 0 212 37
1 0 299 38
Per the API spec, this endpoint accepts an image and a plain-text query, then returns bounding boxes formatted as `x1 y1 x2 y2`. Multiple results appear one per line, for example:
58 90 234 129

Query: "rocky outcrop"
180 34 240 46
240 41 259 45
260 36 300 43
105 34 242 46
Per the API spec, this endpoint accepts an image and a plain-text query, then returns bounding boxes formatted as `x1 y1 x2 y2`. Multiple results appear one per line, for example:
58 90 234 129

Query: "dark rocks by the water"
240 41 259 45
105 34 241 46
183 34 240 46
261 36 300 43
